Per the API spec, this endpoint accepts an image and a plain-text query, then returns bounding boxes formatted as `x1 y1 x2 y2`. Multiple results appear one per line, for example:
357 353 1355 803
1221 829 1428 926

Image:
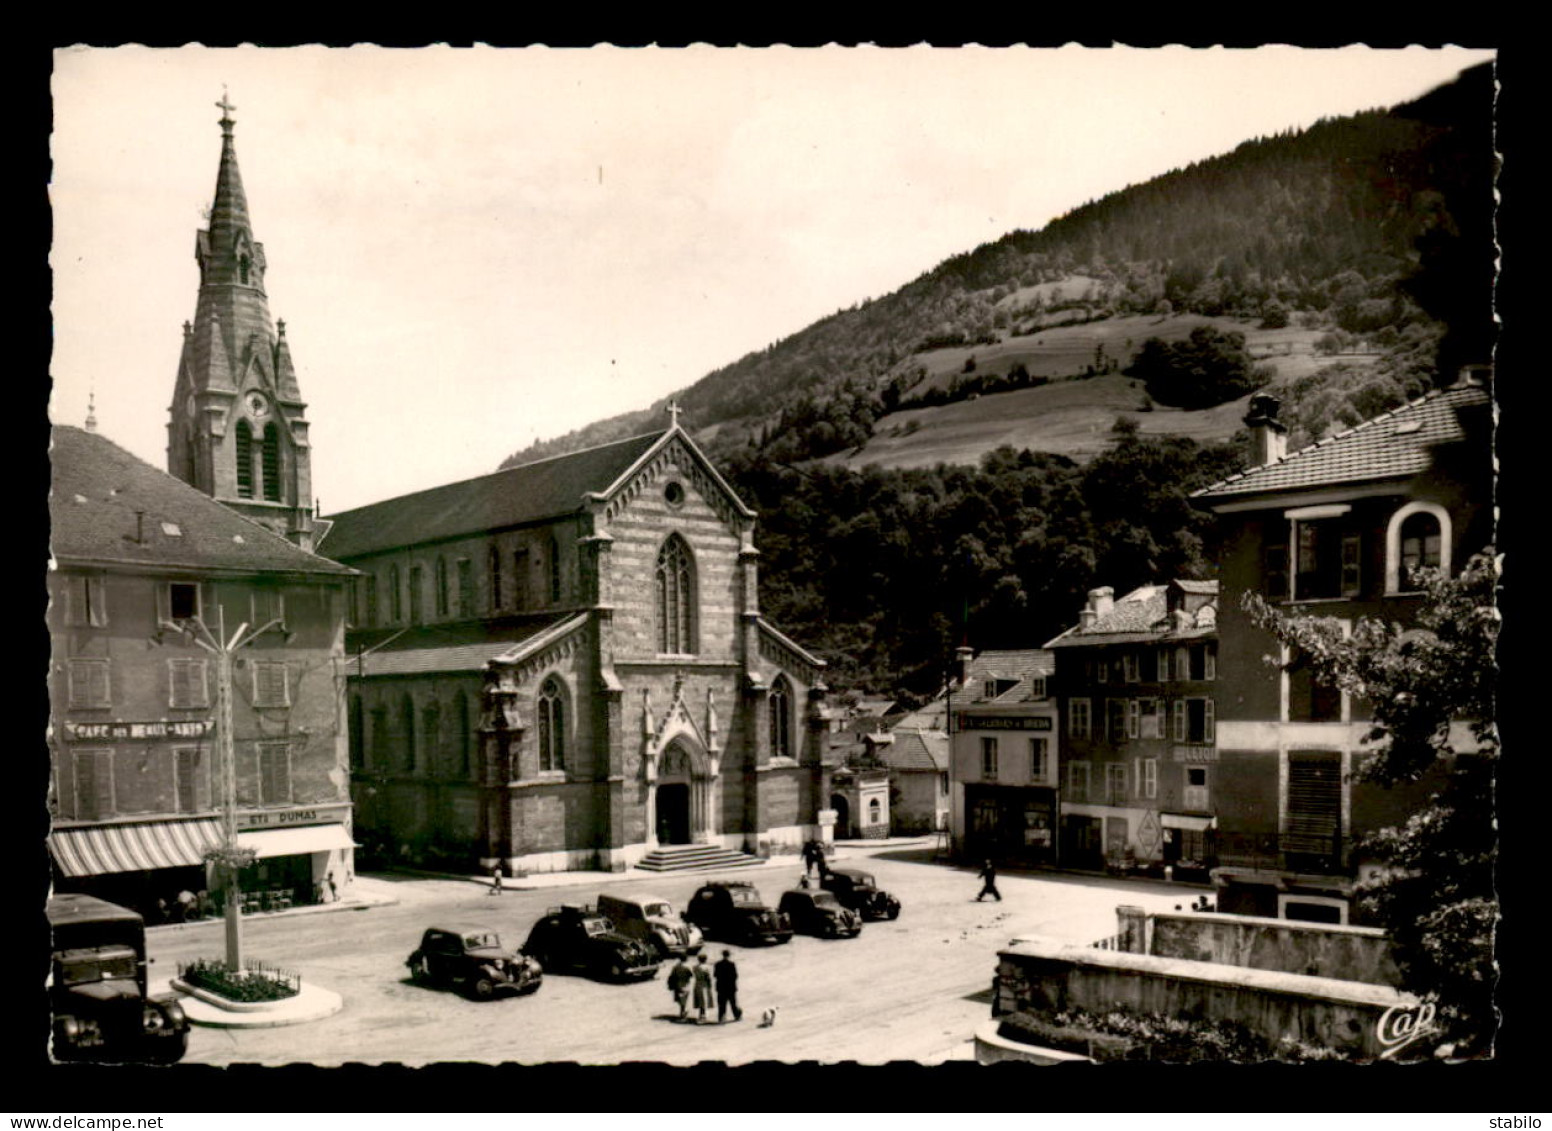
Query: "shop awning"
237 824 356 859
50 819 223 877
1161 813 1216 832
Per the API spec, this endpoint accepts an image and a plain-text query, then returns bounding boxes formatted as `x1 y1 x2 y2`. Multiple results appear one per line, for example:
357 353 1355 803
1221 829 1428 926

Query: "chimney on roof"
1081 586 1114 628
956 643 974 688
1243 394 1288 467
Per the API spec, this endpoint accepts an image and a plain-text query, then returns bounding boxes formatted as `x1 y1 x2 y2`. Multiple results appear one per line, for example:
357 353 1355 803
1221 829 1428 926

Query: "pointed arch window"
455 691 472 777
537 676 566 773
261 422 282 501
549 534 563 603
422 702 442 774
235 420 254 498
656 534 697 654
239 254 251 285
770 676 794 760
400 695 417 773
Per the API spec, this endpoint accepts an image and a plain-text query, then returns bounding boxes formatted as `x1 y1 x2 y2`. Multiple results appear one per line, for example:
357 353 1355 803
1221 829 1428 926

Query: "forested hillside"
498 63 1493 700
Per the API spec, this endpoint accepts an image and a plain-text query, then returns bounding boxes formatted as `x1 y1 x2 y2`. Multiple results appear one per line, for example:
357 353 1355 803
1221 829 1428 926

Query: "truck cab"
48 893 189 1063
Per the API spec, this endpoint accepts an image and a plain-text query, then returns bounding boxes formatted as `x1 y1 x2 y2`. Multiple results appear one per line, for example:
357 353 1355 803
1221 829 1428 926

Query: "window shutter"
1145 758 1158 799
1204 698 1215 744
1341 535 1362 597
1204 645 1217 682
69 659 111 708
1173 699 1186 742
253 661 289 707
1127 699 1140 740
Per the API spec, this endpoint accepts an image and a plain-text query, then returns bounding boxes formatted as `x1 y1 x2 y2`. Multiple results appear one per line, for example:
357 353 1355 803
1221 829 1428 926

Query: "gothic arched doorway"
654 741 709 846
656 783 692 845
831 794 851 839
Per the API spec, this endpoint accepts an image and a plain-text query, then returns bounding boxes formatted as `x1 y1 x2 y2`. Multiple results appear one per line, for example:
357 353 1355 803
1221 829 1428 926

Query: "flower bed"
177 958 301 1002
996 1007 1348 1063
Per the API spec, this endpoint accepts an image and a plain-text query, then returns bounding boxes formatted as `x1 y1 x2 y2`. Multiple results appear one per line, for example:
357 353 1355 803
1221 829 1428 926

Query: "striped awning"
50 819 223 877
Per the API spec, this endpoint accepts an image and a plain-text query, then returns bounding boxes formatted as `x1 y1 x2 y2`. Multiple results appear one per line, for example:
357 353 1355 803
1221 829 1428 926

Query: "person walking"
692 954 714 1024
667 956 694 1021
714 950 742 1023
975 859 1002 902
489 865 504 895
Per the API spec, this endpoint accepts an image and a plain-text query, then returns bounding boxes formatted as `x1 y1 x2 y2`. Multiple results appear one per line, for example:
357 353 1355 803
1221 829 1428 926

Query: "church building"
320 420 835 874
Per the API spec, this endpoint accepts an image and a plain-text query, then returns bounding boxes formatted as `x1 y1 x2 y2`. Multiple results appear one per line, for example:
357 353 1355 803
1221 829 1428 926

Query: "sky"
50 45 1495 515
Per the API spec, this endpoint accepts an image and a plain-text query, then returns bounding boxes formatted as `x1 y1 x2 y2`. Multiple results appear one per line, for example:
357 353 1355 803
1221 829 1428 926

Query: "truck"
48 893 190 1063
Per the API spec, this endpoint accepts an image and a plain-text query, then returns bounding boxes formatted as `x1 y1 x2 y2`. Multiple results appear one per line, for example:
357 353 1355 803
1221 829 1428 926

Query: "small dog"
758 1007 778 1028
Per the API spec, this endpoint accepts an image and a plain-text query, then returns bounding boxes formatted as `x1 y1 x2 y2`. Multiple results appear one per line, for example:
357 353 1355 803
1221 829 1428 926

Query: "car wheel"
609 959 626 981
471 977 496 1001
888 907 901 921
409 957 430 981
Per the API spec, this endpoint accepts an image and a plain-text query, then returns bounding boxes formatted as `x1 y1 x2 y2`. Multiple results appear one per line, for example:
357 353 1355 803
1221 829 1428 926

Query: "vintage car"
48 893 189 1063
684 881 793 946
820 867 902 921
406 926 544 1000
597 892 704 958
777 888 863 939
522 905 661 981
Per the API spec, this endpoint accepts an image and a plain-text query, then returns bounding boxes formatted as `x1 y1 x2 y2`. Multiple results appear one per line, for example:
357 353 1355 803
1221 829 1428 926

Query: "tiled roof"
1045 581 1219 648
1194 384 1491 502
320 430 668 559
963 649 1054 702
879 728 950 773
50 426 354 577
890 700 948 730
353 615 573 678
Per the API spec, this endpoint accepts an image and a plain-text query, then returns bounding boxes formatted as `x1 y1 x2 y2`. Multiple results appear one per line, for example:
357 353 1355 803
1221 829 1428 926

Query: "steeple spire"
167 95 316 551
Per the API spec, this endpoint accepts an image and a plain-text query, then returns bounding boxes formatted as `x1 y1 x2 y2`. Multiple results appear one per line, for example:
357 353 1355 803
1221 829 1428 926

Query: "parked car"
820 867 902 921
597 892 704 958
684 881 793 946
406 926 543 1000
778 888 863 939
522 905 661 981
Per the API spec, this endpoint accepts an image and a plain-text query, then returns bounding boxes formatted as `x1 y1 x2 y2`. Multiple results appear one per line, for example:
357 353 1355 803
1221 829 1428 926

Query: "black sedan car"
684 881 793 946
777 889 863 939
820 867 902 921
522 905 661 981
406 926 544 1000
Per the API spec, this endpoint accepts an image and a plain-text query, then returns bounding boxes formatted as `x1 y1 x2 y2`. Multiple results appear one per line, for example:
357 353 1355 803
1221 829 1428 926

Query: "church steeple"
168 92 316 551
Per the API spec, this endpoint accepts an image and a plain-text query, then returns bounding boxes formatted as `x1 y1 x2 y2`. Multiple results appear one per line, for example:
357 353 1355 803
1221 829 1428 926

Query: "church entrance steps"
634 843 766 873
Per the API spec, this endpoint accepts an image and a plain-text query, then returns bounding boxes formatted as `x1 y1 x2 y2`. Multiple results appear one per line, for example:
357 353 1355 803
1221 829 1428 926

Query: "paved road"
148 846 1205 1066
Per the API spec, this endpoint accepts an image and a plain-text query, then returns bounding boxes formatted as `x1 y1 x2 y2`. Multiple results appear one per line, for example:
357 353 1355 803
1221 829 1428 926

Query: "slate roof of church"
1193 384 1490 502
320 429 668 559
349 615 575 677
50 425 353 577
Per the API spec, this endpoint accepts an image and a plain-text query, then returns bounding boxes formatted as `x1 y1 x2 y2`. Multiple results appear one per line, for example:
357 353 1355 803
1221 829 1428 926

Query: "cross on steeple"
216 87 236 128
666 400 682 429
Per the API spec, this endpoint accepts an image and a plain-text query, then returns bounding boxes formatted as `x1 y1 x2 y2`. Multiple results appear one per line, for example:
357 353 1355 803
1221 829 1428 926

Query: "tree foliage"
1126 326 1269 410
1243 550 1499 1054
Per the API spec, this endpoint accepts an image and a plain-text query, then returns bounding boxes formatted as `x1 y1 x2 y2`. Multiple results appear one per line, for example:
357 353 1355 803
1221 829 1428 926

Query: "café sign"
239 803 350 829
956 715 1053 732
66 720 213 741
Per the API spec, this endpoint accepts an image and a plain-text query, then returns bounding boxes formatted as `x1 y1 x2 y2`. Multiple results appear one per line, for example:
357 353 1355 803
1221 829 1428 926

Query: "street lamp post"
162 605 284 974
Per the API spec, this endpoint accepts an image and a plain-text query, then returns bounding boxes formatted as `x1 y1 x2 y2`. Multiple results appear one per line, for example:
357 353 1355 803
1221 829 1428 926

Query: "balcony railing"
1214 830 1346 875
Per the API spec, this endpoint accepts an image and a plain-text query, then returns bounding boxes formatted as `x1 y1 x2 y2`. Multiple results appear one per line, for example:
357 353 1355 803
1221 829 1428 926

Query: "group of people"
666 951 741 1025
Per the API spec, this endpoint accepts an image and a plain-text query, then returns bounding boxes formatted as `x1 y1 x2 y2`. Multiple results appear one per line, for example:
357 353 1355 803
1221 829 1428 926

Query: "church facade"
321 426 834 873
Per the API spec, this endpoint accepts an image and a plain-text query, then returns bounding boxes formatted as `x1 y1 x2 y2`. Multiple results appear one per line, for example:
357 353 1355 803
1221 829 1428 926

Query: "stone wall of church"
606 450 744 662
344 516 584 632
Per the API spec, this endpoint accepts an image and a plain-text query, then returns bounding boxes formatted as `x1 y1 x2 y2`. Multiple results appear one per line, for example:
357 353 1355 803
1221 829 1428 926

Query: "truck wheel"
146 1030 188 1064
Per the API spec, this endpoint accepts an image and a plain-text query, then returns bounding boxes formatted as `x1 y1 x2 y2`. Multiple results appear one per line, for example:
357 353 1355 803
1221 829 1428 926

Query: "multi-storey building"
48 425 356 918
1044 582 1220 874
1192 383 1493 922
320 420 832 874
949 649 1059 866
